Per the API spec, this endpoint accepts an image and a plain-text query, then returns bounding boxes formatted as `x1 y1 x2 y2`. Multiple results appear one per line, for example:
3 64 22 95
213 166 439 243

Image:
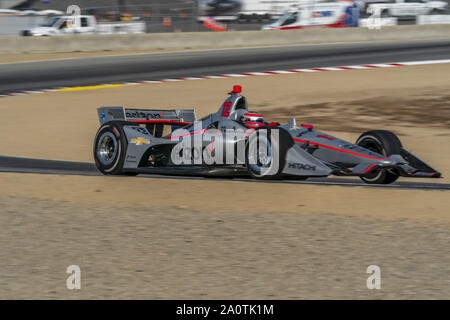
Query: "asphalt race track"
1 39 450 95
0 155 448 190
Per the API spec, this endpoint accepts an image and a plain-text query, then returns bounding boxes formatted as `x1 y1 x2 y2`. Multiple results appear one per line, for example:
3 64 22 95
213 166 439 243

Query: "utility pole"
118 0 126 13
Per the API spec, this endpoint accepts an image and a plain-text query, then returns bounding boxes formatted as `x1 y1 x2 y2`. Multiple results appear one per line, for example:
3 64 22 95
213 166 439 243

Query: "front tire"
93 121 133 175
356 130 401 184
246 127 292 179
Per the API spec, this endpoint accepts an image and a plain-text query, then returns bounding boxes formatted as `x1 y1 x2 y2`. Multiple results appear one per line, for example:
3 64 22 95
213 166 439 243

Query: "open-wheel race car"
93 85 441 184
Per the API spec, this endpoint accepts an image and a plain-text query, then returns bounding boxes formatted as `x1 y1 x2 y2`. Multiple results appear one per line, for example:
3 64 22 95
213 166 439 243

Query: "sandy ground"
0 173 449 222
0 195 448 299
0 63 449 299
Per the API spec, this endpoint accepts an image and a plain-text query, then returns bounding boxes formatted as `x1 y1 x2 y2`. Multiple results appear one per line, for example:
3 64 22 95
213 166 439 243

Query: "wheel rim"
357 137 384 181
97 132 118 165
362 168 384 182
248 135 272 175
357 138 382 154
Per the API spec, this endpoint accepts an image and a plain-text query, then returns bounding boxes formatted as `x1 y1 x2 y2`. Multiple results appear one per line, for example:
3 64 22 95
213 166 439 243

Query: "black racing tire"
284 176 309 181
356 130 401 184
93 121 137 175
246 127 293 179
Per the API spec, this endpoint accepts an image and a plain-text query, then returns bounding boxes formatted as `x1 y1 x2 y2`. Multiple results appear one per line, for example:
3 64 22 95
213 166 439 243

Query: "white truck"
237 0 307 21
22 15 145 36
198 0 310 22
367 0 448 18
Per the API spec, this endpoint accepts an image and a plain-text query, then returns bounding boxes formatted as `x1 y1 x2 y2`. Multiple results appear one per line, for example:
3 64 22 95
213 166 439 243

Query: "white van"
22 15 145 36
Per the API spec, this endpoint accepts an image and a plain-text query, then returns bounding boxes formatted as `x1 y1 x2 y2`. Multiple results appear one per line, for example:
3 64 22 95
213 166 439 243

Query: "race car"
93 85 441 184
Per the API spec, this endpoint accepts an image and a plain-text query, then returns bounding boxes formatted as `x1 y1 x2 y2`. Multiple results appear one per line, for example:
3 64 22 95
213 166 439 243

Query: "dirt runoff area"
0 63 449 299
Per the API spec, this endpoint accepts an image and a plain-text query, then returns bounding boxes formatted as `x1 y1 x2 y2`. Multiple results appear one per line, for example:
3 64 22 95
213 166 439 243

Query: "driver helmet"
240 112 265 129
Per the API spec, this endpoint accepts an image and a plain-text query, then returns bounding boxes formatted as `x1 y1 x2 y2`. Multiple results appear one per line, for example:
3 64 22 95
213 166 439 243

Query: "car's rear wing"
97 106 196 125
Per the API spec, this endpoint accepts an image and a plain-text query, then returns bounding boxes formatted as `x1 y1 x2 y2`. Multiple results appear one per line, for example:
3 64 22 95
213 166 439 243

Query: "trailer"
198 0 306 22
262 1 360 29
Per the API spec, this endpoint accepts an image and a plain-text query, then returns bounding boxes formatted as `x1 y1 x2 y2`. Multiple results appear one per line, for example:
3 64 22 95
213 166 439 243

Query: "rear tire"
356 130 401 184
93 121 136 175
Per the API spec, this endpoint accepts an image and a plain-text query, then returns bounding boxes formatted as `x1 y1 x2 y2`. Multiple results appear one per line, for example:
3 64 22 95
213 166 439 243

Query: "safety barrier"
417 15 450 25
1 24 450 54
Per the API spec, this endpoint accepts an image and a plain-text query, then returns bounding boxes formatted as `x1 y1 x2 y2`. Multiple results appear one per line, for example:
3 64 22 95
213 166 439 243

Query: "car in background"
356 0 391 15
367 0 448 18
262 2 360 30
204 0 242 16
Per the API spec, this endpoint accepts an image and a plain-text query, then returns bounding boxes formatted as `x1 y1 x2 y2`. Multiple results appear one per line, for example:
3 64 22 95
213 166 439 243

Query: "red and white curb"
1 58 449 98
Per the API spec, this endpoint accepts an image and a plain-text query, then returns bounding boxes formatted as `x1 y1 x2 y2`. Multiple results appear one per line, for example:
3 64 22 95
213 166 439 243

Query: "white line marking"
161 79 183 82
183 77 203 80
23 91 44 94
294 69 320 72
140 80 161 84
343 65 371 69
245 72 268 76
369 64 396 68
222 74 247 77
319 67 343 71
400 59 450 66
270 70 293 74
203 75 226 79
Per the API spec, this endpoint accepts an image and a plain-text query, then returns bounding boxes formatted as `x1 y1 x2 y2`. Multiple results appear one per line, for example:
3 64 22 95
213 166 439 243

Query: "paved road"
1 39 450 95
0 156 448 190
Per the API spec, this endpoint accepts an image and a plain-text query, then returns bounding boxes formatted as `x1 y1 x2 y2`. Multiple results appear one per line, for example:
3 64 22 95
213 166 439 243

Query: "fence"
1 0 450 36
